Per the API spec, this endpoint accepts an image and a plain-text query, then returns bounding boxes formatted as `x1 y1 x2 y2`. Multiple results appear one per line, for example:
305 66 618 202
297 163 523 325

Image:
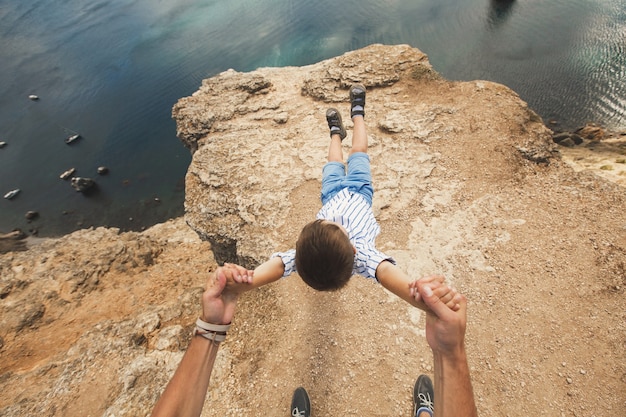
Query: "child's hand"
221 262 254 294
409 275 461 312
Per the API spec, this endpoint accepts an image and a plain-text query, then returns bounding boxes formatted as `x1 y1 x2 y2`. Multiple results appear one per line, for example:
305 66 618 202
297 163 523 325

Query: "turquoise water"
1 0 624 236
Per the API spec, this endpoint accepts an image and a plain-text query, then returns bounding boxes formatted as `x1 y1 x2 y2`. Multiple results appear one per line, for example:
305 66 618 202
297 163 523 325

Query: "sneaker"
326 108 347 140
349 84 366 118
291 387 311 417
413 374 434 417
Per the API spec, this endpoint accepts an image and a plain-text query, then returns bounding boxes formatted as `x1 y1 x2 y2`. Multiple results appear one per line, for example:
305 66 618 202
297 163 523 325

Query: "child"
228 85 458 311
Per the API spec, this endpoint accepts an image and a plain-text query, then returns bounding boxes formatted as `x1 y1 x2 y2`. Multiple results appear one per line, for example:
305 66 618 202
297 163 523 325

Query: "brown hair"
295 219 354 291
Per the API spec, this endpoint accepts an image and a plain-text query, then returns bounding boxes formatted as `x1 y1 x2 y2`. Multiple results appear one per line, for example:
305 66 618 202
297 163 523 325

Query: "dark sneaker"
413 374 434 417
326 108 347 140
349 84 366 118
291 387 311 417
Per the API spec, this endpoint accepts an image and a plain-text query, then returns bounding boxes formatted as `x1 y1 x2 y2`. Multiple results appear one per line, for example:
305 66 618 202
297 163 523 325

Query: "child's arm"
251 256 286 288
223 257 286 293
375 260 460 311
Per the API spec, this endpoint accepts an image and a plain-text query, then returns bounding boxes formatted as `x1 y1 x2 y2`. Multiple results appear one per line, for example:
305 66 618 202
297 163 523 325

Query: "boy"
230 85 458 311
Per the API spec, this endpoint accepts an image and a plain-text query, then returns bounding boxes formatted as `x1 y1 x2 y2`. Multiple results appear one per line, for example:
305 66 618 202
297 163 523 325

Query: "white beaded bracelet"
193 318 231 343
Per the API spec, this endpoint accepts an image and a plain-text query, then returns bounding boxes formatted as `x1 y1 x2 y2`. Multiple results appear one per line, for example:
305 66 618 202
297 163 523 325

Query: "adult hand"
222 262 255 294
201 266 243 325
417 282 467 359
223 262 254 284
417 283 477 417
409 275 461 312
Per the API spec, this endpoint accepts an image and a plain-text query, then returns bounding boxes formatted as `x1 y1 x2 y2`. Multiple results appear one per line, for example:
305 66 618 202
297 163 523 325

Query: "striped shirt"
271 188 395 280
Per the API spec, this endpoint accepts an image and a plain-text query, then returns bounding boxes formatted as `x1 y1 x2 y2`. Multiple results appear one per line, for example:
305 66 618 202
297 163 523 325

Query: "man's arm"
416 283 478 417
150 267 240 417
150 336 220 417
375 260 459 311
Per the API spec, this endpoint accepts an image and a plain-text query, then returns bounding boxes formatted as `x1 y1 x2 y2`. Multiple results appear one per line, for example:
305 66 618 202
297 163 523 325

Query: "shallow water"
1 0 624 236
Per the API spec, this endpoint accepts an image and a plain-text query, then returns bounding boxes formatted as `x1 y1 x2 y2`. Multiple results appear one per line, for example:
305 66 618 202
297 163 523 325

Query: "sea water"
1 0 624 236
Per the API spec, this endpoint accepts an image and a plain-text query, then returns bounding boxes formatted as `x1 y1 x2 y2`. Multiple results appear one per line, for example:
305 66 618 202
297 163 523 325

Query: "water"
1 0 624 236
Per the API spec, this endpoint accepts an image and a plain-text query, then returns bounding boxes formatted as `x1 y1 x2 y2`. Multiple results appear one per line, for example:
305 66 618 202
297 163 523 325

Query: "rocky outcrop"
0 230 27 254
0 219 208 417
173 44 557 267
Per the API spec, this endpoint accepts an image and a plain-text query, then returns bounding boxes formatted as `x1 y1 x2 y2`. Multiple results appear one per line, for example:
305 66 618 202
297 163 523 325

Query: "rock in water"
4 189 20 199
60 167 76 180
71 177 96 192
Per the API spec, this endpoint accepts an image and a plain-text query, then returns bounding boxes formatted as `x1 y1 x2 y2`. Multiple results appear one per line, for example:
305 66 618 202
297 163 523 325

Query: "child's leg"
328 133 343 163
326 108 346 163
349 84 367 155
350 115 367 155
321 108 348 205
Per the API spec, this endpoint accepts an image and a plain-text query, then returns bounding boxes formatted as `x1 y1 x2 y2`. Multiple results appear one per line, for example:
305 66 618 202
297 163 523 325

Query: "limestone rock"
576 123 605 140
173 44 558 267
0 230 27 254
154 325 186 351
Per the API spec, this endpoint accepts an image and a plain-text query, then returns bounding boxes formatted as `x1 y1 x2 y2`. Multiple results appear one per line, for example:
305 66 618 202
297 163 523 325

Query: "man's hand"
221 262 255 294
416 281 477 417
417 281 467 359
408 275 461 312
201 265 248 325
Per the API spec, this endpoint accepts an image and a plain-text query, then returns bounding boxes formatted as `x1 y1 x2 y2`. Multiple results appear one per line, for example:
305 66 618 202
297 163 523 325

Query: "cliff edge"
1 44 624 416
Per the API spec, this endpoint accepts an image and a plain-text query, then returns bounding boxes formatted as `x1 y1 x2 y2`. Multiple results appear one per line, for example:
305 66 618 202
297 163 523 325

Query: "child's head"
295 219 354 291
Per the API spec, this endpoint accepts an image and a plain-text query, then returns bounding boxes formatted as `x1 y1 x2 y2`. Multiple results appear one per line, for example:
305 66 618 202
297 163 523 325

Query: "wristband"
193 318 231 343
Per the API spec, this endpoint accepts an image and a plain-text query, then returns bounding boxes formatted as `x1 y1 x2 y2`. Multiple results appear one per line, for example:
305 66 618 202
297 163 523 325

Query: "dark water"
1 0 624 236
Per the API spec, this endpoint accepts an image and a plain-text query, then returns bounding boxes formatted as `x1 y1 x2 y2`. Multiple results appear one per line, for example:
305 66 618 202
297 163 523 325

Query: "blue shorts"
321 152 374 206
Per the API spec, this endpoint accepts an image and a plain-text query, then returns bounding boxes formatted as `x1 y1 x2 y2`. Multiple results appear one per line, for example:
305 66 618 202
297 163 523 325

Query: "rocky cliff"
1 44 625 416
173 44 557 268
